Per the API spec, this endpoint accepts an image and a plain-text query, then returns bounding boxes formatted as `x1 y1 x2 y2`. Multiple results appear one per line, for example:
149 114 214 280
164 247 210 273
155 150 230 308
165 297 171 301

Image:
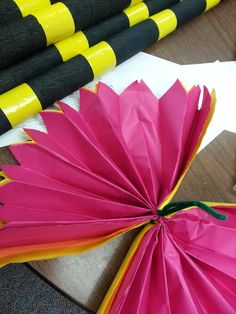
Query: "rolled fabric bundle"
0 0 59 25
0 0 221 136
0 0 143 70
0 0 179 95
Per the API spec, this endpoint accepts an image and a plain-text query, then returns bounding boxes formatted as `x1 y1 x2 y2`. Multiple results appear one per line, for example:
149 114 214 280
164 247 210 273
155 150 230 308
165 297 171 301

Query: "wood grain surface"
0 1 235 312
146 0 236 64
173 131 236 203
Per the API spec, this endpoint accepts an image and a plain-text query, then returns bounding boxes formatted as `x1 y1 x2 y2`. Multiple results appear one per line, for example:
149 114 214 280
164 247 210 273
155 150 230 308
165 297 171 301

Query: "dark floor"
0 264 90 314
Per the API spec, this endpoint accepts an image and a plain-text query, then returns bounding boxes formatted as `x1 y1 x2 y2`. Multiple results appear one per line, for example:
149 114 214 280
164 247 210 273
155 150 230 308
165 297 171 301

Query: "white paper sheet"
0 52 235 149
178 61 236 149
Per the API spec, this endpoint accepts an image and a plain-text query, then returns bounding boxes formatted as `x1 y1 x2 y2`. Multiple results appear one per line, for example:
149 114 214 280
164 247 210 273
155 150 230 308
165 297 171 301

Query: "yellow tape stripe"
150 9 178 40
98 223 153 314
0 84 42 127
81 41 117 78
13 0 51 17
205 0 221 11
56 1 150 61
32 3 75 46
55 31 89 62
124 2 149 27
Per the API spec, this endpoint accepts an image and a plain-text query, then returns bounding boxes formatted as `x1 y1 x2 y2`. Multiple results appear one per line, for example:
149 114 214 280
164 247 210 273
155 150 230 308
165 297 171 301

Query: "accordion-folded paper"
0 80 235 313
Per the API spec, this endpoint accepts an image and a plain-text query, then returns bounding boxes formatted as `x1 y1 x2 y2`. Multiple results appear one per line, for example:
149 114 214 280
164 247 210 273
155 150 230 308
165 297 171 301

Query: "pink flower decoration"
0 80 235 313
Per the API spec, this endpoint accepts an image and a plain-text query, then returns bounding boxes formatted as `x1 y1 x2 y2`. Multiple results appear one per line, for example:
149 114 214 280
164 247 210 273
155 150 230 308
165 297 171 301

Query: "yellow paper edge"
98 223 153 314
0 221 149 268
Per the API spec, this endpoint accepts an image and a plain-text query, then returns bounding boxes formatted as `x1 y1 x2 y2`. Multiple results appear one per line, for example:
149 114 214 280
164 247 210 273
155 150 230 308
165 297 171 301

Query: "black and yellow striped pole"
0 0 221 136
0 0 143 70
0 0 179 94
0 0 59 25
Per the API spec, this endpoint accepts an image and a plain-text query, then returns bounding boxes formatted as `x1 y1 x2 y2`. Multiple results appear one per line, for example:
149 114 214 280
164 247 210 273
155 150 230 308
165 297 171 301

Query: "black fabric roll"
171 0 206 27
0 46 63 95
0 0 135 70
29 19 159 108
0 0 22 25
0 0 221 136
106 19 159 65
0 16 47 69
29 55 94 108
83 13 129 47
0 7 129 93
0 108 12 133
145 0 179 15
63 0 130 30
0 1 62 25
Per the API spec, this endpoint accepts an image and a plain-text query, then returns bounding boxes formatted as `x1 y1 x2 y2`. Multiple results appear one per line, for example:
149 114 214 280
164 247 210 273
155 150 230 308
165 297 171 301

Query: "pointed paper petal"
79 87 154 208
9 143 147 206
159 84 215 206
0 167 152 219
118 81 161 206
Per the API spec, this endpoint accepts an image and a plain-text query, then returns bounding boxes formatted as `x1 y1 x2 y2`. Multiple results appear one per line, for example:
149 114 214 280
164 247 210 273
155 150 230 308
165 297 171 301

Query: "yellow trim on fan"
0 220 7 228
0 221 149 268
98 223 153 314
0 178 11 187
204 201 236 207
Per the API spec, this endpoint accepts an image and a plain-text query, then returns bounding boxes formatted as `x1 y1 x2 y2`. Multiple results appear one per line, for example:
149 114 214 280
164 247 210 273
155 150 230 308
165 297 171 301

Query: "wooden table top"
146 0 236 64
0 1 236 312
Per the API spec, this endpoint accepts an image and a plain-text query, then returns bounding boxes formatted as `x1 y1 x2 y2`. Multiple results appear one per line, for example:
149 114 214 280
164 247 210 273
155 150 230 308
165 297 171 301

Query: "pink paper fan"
0 80 235 313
